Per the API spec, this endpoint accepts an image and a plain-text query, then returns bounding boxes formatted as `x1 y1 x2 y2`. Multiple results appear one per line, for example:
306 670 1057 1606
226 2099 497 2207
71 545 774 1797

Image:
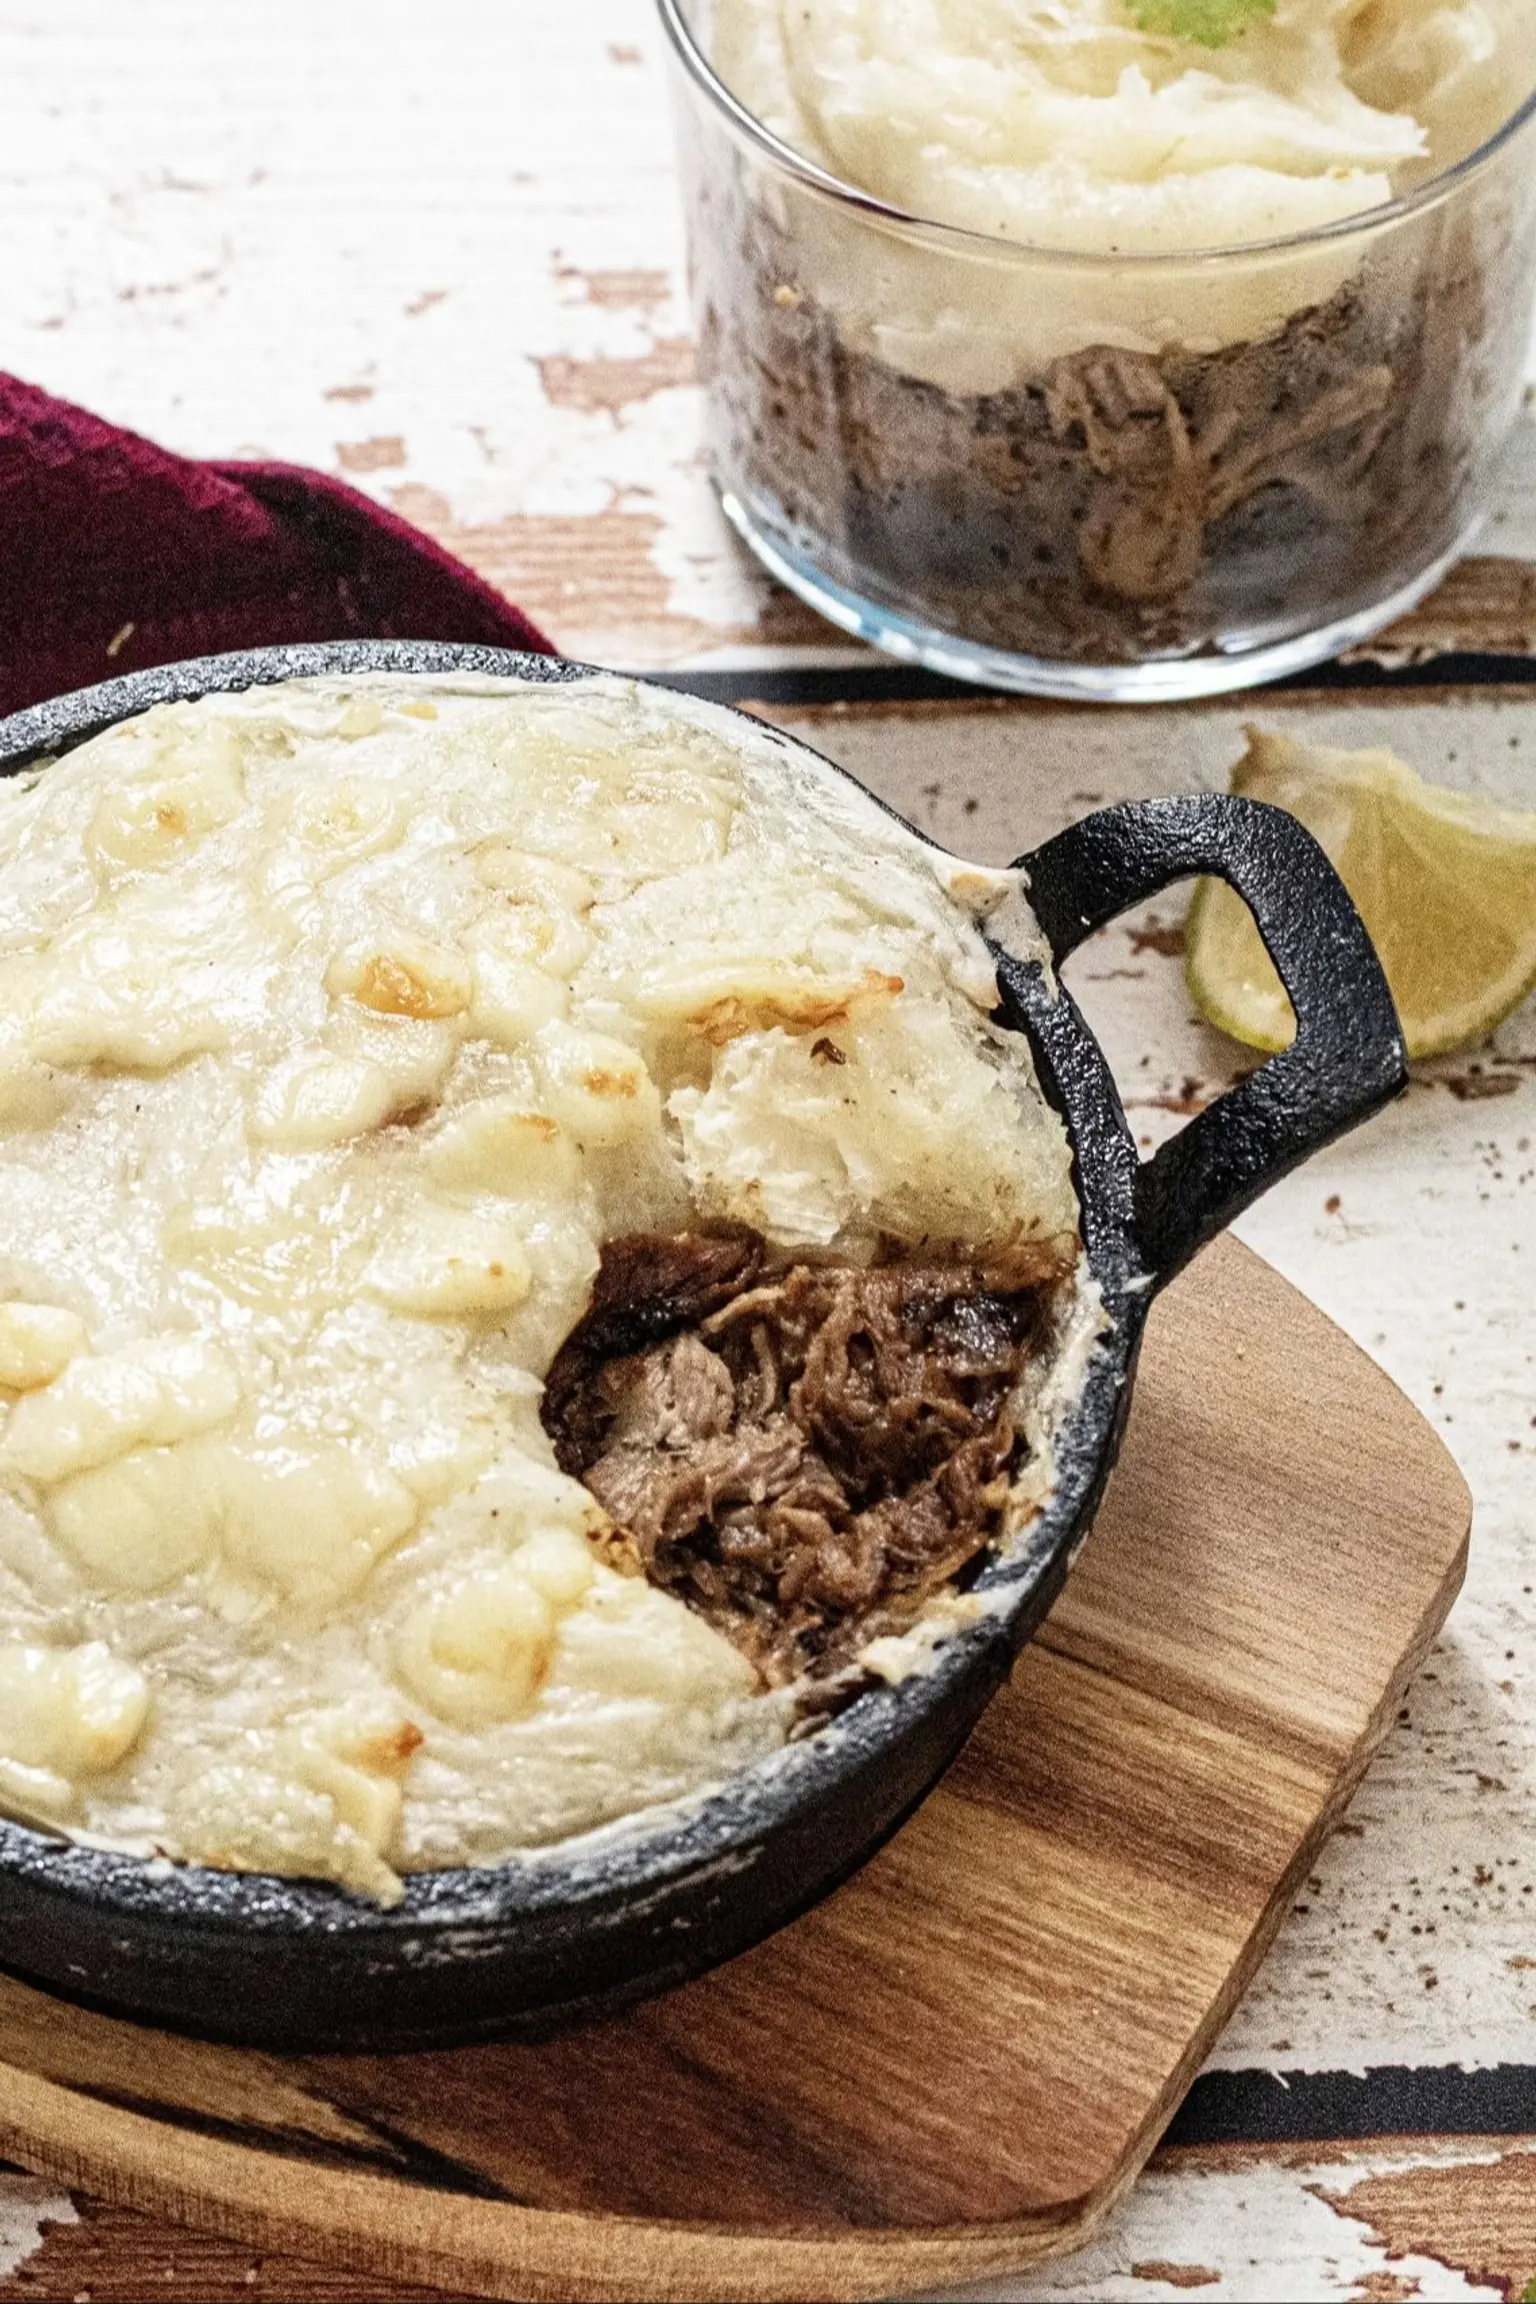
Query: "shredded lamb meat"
542 1229 1071 1687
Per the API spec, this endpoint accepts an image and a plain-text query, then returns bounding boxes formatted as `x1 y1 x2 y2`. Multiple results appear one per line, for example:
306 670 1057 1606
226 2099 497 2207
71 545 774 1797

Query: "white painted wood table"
2 5 1536 2297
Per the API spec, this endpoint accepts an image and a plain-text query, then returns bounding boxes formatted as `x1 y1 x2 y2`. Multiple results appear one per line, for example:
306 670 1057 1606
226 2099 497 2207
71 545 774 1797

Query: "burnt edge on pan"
542 1226 1078 1706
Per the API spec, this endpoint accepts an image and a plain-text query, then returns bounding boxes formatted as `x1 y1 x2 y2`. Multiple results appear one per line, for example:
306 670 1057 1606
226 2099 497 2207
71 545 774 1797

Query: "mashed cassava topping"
0 674 1080 1901
715 0 1535 259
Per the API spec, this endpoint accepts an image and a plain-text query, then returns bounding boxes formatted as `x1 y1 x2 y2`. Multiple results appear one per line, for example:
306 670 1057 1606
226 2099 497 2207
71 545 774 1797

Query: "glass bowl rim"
654 0 1536 269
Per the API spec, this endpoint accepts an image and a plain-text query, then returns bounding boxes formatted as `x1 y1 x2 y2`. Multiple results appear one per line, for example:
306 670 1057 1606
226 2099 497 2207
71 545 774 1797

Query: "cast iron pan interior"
0 642 1405 2045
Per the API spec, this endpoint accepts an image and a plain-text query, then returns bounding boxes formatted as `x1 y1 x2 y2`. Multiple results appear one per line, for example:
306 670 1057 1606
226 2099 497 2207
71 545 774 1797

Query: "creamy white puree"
708 0 1536 379
0 674 1079 1901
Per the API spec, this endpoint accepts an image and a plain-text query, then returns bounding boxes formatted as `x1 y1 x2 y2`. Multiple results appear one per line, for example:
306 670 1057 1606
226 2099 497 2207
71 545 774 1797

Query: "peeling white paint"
5 1 1535 676
0 2165 74 2279
3 7 1536 2286
791 694 1536 2083
0 0 778 666
929 2147 1512 2301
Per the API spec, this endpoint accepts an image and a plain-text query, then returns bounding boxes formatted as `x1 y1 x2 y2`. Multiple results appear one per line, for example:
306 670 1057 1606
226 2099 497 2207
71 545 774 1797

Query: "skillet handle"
1011 794 1406 1290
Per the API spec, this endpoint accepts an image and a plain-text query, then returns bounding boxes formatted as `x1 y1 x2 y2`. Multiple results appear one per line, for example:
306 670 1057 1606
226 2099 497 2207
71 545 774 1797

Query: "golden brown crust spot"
358 1721 426 1773
692 972 904 1048
352 954 466 1021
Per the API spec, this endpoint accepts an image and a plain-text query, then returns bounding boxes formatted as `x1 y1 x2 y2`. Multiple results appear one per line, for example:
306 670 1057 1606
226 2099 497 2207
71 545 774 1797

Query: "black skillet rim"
0 639 1138 1943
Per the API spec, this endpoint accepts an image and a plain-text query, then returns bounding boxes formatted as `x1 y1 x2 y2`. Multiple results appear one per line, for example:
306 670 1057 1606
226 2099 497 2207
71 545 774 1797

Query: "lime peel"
1186 726 1536 1061
1126 0 1275 48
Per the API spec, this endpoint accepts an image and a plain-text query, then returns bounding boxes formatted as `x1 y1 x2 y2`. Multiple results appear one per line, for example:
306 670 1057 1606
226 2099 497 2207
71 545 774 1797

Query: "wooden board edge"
0 1241 1476 2304
0 2059 1112 2304
0 1517 1469 2304
1040 1237 1475 1776
1095 1509 1471 2187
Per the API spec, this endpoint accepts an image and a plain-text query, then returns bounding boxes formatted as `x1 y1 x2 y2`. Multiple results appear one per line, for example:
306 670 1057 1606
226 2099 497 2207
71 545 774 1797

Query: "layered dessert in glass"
660 0 1536 697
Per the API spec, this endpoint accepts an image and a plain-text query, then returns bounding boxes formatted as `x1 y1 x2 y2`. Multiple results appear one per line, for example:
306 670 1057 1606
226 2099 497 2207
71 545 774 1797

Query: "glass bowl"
657 0 1536 702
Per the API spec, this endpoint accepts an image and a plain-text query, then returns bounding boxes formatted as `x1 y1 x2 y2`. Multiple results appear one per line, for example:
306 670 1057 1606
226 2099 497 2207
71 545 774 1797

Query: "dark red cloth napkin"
0 373 554 719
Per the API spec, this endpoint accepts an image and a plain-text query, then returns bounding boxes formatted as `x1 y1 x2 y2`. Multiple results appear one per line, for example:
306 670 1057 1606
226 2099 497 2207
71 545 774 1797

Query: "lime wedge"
1186 727 1536 1059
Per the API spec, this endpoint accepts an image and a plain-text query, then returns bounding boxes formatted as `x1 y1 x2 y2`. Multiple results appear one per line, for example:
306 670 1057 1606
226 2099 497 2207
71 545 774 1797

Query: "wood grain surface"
0 1239 1470 2303
3 4 1535 2289
8 0 1536 687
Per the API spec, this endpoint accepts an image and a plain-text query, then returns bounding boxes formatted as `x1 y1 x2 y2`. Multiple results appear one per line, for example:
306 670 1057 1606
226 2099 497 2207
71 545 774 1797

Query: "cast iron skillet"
0 641 1406 2048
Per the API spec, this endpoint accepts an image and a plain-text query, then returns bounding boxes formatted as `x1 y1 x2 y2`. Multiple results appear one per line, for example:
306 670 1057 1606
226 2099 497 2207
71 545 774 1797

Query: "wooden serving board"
0 1236 1471 2303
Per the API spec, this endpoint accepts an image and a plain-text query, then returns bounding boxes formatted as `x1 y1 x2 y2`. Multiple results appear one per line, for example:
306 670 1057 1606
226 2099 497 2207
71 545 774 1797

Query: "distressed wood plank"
0 2170 446 2300
7 2150 1536 2301
1350 556 1536 667
1 4 1534 2289
6 1 1535 677
759 688 1536 2085
0 1241 1470 2300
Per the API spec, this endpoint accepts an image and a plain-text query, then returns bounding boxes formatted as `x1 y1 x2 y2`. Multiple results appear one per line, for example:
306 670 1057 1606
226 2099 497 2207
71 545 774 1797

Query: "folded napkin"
0 372 553 720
